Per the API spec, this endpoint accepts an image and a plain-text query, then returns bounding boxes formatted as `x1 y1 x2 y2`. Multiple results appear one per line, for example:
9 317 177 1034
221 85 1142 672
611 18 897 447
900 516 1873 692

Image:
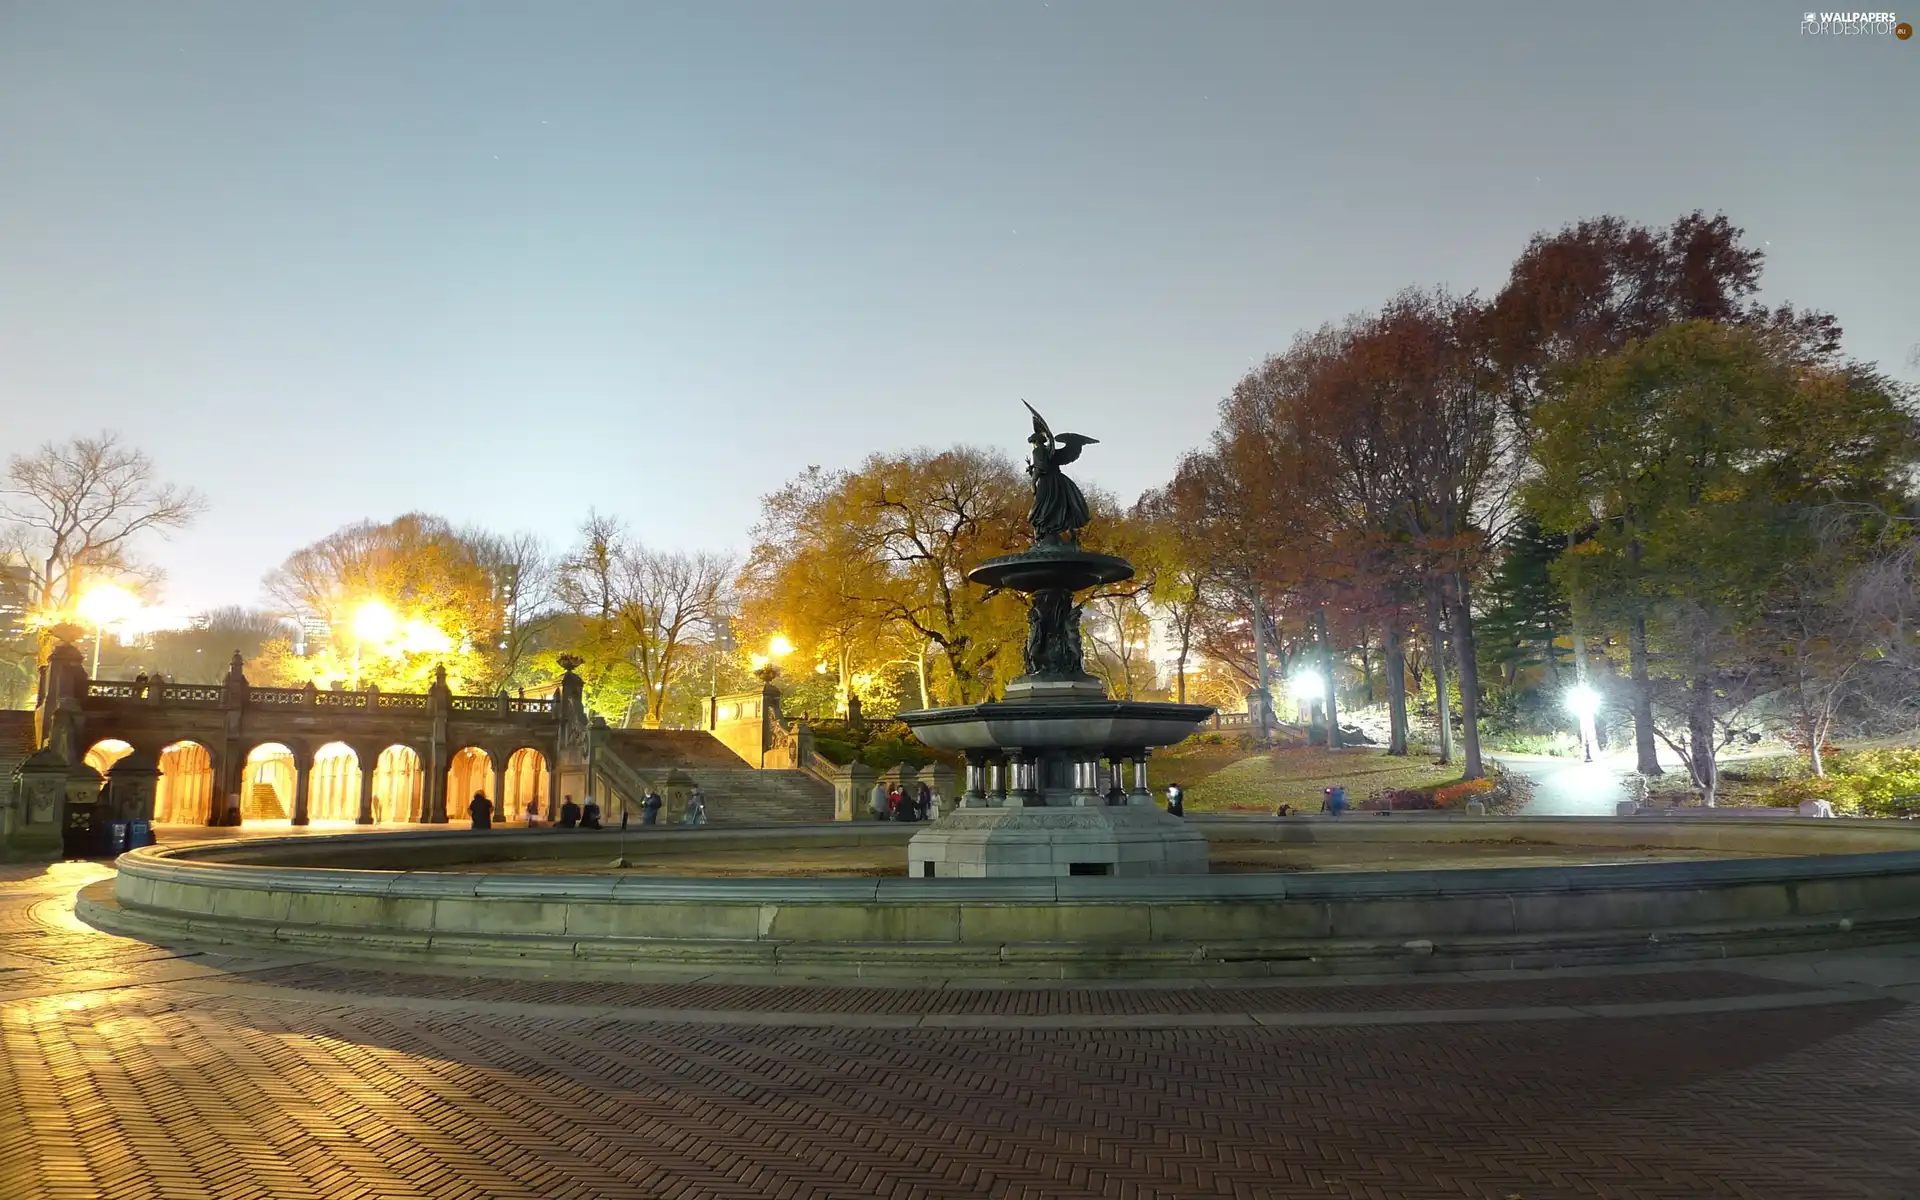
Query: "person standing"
887 785 904 822
524 798 542 827
686 785 708 826
870 778 891 822
468 790 494 830
558 795 581 829
1165 784 1184 818
641 789 663 825
916 781 933 822
580 795 602 830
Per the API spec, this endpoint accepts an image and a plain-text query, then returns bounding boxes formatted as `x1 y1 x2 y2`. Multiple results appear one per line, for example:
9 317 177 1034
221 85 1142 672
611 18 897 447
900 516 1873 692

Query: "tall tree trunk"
1627 615 1662 775
1449 573 1484 780
1688 672 1717 807
1318 607 1340 750
1359 634 1375 705
1384 622 1409 755
1251 593 1271 742
1426 590 1453 765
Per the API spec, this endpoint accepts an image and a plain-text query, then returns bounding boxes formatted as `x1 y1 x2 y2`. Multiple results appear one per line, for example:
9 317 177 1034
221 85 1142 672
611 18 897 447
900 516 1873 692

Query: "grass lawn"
1155 742 1464 813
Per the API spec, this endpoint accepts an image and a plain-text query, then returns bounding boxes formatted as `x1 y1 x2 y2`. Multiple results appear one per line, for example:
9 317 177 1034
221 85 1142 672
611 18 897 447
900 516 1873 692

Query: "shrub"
1367 787 1435 811
1761 748 1920 817
1433 778 1496 809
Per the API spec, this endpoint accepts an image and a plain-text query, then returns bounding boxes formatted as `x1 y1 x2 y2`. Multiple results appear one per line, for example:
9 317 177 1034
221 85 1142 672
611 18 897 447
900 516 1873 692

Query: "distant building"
0 556 31 639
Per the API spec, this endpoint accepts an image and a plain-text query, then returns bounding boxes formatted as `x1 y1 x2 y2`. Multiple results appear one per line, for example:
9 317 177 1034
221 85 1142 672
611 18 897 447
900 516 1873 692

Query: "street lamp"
76 584 138 677
351 599 397 688
1565 684 1600 762
1288 670 1325 726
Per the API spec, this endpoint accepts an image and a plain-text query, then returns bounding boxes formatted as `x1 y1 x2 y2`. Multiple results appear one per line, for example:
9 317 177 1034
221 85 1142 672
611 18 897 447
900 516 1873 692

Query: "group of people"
869 779 938 822
466 785 709 830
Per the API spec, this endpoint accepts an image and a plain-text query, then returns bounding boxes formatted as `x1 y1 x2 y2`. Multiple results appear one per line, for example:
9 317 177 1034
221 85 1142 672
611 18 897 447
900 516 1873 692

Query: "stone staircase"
683 768 835 824
592 728 834 823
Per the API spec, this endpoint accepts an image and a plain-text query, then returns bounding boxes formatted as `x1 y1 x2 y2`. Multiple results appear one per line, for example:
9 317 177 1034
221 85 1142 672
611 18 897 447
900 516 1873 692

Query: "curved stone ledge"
85 818 1920 979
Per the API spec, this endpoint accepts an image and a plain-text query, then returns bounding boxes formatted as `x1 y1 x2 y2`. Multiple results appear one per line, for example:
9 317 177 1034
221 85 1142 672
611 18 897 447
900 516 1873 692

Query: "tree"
263 513 503 691
145 607 292 684
1529 321 1915 802
0 432 206 658
462 529 557 691
1477 514 1570 690
554 514 734 728
1492 210 1841 772
1133 488 1210 704
742 449 1029 707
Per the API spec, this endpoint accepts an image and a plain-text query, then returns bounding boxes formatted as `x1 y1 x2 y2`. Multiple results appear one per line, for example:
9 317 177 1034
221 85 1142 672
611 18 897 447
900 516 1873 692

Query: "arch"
373 745 424 824
306 741 364 823
84 739 134 777
502 748 549 824
447 746 494 815
156 741 214 824
243 743 297 822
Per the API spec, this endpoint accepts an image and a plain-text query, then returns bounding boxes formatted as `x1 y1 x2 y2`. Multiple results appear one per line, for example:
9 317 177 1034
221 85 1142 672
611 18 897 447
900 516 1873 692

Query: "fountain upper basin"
897 699 1216 753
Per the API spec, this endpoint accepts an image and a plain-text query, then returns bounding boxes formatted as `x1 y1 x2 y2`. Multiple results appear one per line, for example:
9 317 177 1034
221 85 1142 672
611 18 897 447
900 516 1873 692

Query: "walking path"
5 851 1920 1197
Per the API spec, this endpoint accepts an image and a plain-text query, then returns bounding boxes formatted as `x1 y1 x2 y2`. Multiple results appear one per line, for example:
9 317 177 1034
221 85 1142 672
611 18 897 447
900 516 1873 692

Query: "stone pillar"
1071 758 1102 807
8 748 71 856
291 747 314 826
489 753 507 814
1129 753 1152 806
988 756 1008 806
832 762 876 821
661 768 692 824
923 762 958 811
356 752 376 825
1009 753 1041 808
104 747 162 822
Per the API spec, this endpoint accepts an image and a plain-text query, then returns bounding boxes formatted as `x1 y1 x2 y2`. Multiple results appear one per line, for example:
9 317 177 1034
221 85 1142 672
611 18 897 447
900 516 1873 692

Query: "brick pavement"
3 862 1920 1198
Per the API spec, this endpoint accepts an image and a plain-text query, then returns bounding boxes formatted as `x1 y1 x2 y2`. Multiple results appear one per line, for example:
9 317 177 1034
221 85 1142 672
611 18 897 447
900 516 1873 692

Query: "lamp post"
1289 670 1326 727
76 584 138 678
1566 685 1600 763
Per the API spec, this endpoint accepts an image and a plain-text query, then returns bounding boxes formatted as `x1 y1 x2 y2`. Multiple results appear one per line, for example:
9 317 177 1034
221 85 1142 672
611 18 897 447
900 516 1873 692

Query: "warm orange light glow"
768 634 794 659
352 599 398 644
395 617 452 655
77 583 138 627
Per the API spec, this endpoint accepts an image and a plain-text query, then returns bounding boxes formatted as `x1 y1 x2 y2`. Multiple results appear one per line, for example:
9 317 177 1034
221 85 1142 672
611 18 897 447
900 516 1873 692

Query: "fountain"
896 404 1217 878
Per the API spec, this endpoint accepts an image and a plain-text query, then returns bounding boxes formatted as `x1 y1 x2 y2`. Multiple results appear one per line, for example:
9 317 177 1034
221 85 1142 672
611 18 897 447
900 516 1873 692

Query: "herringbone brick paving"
240 962 1814 1014
4 862 1920 1198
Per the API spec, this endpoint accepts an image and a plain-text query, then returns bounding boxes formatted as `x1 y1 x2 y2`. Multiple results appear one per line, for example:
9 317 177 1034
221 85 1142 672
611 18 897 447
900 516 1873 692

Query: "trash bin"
128 819 154 849
61 805 96 860
100 820 130 856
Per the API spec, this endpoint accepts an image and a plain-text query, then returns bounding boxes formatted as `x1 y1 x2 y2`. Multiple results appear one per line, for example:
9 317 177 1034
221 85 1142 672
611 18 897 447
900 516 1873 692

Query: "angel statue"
1023 402 1097 544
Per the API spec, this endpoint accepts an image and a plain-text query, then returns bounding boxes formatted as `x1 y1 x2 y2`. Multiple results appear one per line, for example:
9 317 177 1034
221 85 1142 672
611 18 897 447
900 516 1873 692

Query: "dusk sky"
1 1 1914 613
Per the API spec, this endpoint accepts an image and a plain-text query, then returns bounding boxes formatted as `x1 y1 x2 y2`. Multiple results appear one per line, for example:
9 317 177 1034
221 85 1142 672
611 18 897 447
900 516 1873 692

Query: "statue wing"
1023 400 1053 446
1051 432 1098 466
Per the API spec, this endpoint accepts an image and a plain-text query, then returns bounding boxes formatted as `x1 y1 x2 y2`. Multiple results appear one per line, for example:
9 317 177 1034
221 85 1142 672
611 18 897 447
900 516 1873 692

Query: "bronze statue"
1024 402 1096 544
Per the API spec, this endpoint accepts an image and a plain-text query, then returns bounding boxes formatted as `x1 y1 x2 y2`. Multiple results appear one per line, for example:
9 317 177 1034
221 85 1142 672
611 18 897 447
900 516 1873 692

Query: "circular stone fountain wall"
82 819 1920 979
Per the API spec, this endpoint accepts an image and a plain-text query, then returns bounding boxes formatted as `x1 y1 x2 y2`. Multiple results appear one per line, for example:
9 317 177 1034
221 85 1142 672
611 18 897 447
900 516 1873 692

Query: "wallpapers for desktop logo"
1800 10 1909 35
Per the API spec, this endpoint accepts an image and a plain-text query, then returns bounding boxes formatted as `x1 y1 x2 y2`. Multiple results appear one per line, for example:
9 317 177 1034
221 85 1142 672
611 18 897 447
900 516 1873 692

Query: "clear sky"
1 1 1914 613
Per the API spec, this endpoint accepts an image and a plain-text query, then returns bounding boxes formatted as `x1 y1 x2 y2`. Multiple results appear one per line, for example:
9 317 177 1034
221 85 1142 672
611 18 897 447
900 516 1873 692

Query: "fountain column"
1129 753 1152 806
961 753 982 808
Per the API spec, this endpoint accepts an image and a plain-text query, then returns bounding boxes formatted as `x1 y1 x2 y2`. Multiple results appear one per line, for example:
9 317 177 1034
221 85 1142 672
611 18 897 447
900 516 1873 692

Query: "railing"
160 684 223 704
75 675 562 722
1212 712 1252 730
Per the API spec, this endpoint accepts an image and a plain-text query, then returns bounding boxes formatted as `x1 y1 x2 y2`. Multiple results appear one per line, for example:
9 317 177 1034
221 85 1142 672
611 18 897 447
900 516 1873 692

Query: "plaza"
6 848 1920 1198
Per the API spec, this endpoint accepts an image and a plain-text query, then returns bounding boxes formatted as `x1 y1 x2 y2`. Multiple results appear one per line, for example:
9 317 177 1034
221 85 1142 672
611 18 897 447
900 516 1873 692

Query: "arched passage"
502 748 549 823
243 743 296 822
447 747 493 817
306 742 363 823
156 741 213 825
84 739 133 777
373 745 423 824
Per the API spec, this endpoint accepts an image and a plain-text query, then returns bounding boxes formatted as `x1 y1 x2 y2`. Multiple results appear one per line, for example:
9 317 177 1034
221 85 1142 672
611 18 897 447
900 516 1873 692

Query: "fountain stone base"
907 803 1208 879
